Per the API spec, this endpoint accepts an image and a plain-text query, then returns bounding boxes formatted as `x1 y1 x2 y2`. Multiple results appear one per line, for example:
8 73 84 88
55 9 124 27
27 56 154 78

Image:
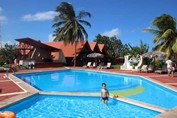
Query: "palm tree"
52 2 91 66
128 40 149 56
144 14 177 59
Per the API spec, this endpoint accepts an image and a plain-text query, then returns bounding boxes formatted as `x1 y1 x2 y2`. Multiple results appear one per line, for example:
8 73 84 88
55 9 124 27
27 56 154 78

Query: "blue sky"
0 0 177 50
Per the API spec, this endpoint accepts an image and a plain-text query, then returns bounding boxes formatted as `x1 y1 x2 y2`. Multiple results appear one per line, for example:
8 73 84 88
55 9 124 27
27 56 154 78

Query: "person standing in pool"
100 83 109 104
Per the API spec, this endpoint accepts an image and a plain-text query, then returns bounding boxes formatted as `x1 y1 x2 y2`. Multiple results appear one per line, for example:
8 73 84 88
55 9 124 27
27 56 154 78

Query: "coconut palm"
52 2 91 66
144 14 177 59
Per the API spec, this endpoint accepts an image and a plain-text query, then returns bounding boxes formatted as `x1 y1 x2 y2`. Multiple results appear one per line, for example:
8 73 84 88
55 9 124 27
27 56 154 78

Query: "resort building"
15 38 66 68
88 42 110 64
15 37 110 67
98 44 110 62
45 40 92 66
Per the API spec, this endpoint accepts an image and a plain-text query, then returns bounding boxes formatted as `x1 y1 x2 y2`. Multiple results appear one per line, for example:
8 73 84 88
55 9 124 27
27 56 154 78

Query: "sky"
0 0 177 50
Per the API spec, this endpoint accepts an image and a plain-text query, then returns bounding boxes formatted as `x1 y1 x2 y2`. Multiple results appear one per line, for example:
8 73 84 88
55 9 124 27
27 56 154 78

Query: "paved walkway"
80 67 177 87
106 69 177 87
0 74 23 101
0 67 177 101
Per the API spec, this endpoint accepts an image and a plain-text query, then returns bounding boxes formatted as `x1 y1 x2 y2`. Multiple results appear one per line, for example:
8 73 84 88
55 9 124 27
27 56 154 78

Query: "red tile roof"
45 42 63 49
89 42 97 51
45 40 88 57
16 38 60 51
98 44 104 52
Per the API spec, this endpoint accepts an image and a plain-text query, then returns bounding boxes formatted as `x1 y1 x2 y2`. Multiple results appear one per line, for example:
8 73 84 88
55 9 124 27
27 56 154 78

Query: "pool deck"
0 67 177 117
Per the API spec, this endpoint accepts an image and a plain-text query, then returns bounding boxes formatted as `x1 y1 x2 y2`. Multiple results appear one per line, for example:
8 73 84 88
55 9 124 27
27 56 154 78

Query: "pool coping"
0 68 177 118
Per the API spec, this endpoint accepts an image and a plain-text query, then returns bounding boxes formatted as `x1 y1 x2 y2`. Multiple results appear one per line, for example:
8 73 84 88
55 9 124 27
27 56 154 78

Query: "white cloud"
22 11 58 21
102 28 121 37
48 34 55 42
0 7 7 23
0 16 7 22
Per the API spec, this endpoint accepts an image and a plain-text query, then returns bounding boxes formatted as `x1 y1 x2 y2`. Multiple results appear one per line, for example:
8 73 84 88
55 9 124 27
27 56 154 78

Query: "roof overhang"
16 37 60 51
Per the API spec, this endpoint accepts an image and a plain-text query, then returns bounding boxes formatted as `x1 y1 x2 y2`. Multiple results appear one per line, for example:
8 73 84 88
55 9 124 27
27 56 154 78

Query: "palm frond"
161 29 175 39
52 21 67 27
72 22 86 41
165 46 172 58
54 21 72 41
153 35 163 44
55 2 75 20
63 29 74 44
53 15 60 21
77 28 84 41
152 14 176 31
77 11 91 19
172 38 177 53
157 40 169 51
144 28 161 35
78 23 88 40
79 20 91 27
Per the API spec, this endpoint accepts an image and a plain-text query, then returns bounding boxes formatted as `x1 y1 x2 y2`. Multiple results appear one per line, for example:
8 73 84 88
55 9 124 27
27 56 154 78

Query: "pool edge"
1 68 177 118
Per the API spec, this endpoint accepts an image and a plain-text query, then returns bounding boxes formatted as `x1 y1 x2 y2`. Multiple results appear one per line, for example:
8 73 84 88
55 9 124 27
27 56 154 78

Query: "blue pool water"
15 69 177 109
15 70 142 92
0 94 160 118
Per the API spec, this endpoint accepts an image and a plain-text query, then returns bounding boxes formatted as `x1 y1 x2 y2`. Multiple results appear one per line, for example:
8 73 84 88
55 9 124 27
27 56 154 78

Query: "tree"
110 36 126 58
94 34 126 60
94 34 111 50
0 44 18 65
144 14 177 59
52 2 91 66
127 40 149 56
120 44 130 57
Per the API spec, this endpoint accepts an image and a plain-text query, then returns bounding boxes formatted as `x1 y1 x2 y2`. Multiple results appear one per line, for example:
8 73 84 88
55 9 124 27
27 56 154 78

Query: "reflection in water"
51 73 59 81
30 76 36 86
113 76 142 90
16 70 142 92
61 75 75 87
124 77 129 85
139 80 142 86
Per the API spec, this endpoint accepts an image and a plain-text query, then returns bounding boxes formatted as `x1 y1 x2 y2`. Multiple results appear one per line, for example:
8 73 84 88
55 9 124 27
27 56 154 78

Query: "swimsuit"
102 97 108 101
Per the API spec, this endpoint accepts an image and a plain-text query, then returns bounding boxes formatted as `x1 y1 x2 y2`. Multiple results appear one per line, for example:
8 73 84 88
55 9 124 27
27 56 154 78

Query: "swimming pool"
15 69 177 109
0 94 160 118
15 69 142 92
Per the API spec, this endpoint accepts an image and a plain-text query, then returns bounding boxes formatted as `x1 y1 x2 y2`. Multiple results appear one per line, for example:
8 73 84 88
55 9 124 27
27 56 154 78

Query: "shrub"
155 60 165 70
15 65 28 70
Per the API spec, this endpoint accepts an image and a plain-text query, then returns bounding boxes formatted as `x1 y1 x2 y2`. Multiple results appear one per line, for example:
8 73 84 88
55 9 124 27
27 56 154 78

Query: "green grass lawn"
112 64 121 69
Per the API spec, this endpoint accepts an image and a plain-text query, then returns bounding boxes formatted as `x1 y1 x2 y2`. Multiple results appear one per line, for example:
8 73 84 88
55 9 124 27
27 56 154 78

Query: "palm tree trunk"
74 40 76 66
